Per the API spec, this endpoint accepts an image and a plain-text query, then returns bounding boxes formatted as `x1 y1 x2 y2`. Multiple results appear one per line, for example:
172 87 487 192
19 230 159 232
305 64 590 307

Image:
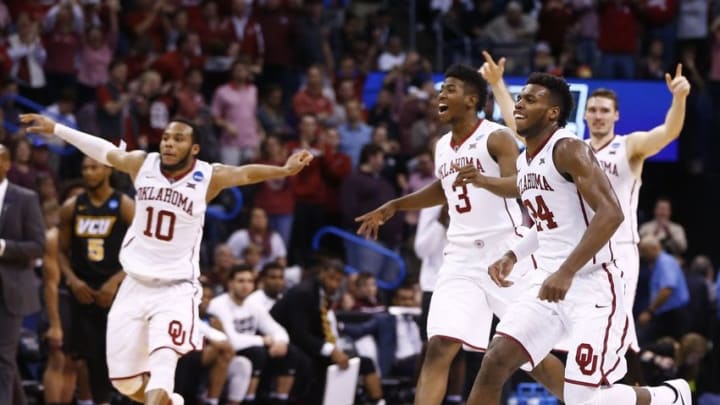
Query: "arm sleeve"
509 227 539 262
54 124 119 166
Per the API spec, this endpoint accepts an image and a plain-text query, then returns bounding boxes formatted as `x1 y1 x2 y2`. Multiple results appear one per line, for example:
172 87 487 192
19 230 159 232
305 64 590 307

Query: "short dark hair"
228 264 255 281
259 262 284 278
526 73 573 128
359 143 383 165
588 88 619 111
444 64 488 111
355 272 375 288
320 258 345 275
169 117 199 145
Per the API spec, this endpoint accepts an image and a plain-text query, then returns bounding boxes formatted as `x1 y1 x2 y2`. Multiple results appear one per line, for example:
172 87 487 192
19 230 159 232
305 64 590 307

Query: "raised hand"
19 113 57 135
665 63 690 99
355 202 397 240
284 149 313 175
479 50 507 86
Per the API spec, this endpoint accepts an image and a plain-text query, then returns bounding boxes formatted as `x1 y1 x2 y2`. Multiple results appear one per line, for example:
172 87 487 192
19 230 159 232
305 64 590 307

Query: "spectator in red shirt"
318 127 351 226
256 0 298 106
76 1 119 105
151 31 205 85
96 59 129 142
253 134 296 247
292 65 333 124
598 0 641 78
287 114 327 264
192 1 232 61
42 0 84 100
124 0 167 53
124 70 174 151
537 0 575 58
229 0 264 74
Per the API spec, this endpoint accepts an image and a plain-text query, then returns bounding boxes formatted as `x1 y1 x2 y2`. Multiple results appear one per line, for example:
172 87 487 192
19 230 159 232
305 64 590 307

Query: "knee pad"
145 347 180 395
112 375 145 396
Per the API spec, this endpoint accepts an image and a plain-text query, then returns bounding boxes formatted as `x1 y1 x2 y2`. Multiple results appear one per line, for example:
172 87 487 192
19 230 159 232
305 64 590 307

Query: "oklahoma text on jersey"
135 186 194 216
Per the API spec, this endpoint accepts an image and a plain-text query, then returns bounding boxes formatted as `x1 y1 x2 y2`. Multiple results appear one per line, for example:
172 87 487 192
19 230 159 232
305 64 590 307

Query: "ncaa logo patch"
192 171 204 182
611 142 621 148
108 199 119 209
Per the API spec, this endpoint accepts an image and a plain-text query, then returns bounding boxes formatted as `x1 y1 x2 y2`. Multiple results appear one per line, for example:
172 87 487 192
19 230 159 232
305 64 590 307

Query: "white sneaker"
170 393 185 405
663 379 692 405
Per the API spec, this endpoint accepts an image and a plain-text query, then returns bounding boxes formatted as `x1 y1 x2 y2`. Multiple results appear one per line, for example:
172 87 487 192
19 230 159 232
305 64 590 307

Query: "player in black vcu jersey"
58 156 134 404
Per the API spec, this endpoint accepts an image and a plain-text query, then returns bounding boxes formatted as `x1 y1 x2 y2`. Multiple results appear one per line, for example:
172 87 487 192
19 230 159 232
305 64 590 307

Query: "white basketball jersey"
435 119 523 249
517 129 614 274
119 153 212 281
588 135 640 244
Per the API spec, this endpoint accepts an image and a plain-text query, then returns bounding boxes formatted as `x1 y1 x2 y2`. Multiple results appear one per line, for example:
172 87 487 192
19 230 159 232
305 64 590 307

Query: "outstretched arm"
206 150 313 201
479 51 520 136
20 114 146 179
626 64 690 160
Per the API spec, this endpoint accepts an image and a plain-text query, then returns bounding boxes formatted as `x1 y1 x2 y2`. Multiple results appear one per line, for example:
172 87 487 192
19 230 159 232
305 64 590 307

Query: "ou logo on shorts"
168 320 186 346
575 343 598 376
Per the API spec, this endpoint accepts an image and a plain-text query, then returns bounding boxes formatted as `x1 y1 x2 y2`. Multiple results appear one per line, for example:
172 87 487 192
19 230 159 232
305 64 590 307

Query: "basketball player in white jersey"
480 53 691 382
584 66 689 357
355 64 564 405
19 113 312 405
469 73 690 405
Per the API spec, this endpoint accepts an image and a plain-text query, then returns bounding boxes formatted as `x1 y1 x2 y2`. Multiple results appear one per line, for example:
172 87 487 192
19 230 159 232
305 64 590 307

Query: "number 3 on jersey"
452 184 471 213
523 195 558 231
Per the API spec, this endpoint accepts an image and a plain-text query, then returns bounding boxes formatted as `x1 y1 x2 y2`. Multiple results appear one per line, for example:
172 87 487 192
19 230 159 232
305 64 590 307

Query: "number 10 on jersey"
143 207 177 241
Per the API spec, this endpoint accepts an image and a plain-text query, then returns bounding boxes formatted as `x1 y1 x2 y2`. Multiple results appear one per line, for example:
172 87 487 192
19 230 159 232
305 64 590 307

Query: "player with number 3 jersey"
355 65 565 405
20 113 313 405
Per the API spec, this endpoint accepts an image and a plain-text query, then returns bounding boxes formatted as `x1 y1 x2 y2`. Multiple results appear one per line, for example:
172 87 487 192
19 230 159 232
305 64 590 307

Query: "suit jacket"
0 183 45 316
271 278 329 357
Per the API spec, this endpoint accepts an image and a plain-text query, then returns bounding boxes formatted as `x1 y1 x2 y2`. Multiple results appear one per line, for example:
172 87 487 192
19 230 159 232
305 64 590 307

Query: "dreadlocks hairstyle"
526 73 574 128
444 64 489 112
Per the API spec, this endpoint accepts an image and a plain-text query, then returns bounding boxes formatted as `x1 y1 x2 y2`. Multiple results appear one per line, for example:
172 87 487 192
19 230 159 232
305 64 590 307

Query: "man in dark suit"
0 144 46 404
271 258 384 405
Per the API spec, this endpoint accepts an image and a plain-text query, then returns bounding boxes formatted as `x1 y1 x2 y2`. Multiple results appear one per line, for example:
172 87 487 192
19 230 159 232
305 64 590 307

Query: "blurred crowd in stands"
0 0 719 403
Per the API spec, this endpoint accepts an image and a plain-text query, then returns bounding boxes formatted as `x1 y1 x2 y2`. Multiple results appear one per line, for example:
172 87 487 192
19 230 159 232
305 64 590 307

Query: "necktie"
320 295 335 344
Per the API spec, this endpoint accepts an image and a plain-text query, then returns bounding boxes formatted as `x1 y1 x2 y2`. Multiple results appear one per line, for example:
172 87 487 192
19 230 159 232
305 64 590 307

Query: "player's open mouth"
514 113 525 120
438 104 449 113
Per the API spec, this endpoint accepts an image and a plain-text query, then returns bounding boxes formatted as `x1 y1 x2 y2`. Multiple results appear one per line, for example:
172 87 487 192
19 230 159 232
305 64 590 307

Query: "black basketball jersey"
70 191 128 289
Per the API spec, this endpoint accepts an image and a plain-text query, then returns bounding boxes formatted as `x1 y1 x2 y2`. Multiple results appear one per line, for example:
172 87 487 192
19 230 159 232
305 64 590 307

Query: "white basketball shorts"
427 235 535 351
106 275 203 380
496 264 629 386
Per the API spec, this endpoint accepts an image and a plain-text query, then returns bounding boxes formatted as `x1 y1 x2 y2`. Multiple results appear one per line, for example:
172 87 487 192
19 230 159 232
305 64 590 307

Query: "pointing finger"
665 73 672 87
482 50 496 67
675 63 683 78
